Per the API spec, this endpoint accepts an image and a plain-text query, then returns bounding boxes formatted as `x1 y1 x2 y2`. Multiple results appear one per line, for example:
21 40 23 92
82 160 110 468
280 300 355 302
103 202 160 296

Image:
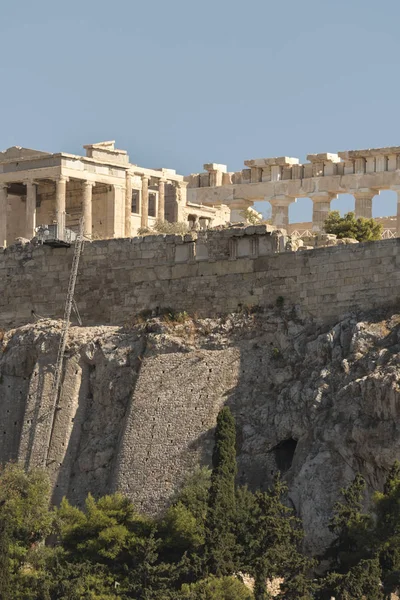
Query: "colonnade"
0 174 189 247
267 187 398 232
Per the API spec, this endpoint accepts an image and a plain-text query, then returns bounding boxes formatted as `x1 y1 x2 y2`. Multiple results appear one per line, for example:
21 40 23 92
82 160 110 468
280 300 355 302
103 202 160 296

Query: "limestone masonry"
3 141 400 553
1 229 400 329
2 141 400 246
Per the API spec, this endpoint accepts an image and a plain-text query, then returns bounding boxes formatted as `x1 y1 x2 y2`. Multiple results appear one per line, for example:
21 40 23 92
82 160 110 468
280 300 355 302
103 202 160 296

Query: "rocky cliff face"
1 306 400 554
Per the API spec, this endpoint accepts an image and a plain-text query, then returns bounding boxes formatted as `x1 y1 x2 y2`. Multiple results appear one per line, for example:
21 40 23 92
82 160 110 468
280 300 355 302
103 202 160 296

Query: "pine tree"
327 473 373 571
0 515 10 600
247 474 316 600
373 461 400 597
204 406 237 577
324 557 383 600
324 210 382 242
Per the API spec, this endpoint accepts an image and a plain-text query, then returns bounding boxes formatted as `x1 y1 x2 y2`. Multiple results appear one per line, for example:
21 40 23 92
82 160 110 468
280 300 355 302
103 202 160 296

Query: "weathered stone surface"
0 233 400 331
2 308 400 555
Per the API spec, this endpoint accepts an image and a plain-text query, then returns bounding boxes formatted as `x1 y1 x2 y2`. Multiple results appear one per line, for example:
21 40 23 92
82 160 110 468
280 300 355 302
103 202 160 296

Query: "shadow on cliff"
22 364 46 470
52 331 147 507
185 303 400 504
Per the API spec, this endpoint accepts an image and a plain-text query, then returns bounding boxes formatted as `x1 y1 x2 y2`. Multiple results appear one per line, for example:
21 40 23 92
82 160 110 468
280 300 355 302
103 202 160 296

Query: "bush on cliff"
324 210 382 242
180 575 253 599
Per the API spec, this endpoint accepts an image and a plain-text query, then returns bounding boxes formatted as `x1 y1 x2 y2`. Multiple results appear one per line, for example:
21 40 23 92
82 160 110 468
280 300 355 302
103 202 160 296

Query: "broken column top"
244 157 299 167
306 153 340 163
338 146 400 159
203 163 227 173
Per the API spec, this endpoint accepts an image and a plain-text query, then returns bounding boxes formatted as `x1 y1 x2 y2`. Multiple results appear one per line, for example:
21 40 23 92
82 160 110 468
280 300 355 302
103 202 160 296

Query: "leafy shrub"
180 575 253 599
271 347 282 360
324 211 382 242
137 220 189 236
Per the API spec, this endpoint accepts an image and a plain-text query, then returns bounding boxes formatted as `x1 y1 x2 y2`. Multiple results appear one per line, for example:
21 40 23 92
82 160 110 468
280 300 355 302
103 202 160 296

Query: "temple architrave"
0 141 230 247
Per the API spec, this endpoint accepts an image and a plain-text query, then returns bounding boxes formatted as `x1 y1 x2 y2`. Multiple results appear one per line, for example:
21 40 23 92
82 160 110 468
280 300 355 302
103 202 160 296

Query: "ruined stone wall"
1 228 400 330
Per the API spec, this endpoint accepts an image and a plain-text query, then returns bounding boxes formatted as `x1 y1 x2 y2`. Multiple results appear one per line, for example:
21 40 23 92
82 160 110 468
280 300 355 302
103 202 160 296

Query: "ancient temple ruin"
2 141 400 246
187 147 400 235
0 141 229 246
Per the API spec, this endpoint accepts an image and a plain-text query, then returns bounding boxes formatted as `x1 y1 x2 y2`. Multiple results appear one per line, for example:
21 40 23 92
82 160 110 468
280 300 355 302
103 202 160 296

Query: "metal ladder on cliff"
43 216 85 467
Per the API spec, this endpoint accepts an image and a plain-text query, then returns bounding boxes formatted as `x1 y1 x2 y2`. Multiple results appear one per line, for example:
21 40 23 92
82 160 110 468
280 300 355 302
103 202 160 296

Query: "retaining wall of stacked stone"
1 227 400 329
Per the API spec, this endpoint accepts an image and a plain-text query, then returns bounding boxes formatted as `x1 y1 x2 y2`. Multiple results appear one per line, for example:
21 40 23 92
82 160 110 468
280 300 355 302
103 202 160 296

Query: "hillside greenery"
1 408 400 599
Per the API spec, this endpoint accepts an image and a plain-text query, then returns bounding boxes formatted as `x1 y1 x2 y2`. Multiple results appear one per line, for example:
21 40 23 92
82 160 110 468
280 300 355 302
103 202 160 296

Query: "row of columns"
0 174 186 247
137 176 184 229
0 180 45 247
0 175 92 247
267 188 399 232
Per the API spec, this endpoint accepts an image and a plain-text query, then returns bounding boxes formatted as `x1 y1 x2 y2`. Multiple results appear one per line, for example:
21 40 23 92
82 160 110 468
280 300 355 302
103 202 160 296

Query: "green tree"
373 461 400 597
0 515 10 600
180 575 253 599
159 467 211 564
324 210 382 242
0 463 55 598
327 473 373 571
205 407 238 577
244 474 316 600
324 557 383 600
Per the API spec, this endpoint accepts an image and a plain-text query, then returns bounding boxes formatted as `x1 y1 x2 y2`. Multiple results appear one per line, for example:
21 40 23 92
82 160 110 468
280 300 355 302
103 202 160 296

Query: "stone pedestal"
0 184 8 247
310 193 337 232
25 181 36 240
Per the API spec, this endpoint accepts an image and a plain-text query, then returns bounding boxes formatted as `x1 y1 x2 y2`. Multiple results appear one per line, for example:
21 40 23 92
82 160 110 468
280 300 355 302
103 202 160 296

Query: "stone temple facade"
0 141 230 246
2 141 400 246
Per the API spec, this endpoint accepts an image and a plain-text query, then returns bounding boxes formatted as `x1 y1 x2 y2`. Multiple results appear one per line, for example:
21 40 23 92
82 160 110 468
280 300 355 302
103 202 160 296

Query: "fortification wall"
1 228 400 329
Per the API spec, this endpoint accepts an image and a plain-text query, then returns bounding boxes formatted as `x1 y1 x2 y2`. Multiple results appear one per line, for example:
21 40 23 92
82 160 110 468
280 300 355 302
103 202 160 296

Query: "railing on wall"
290 228 397 240
382 229 397 239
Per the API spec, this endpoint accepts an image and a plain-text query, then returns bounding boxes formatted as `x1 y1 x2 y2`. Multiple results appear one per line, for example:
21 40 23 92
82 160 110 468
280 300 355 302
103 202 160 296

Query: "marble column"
158 178 166 221
25 181 37 240
310 192 337 232
55 176 68 239
392 186 400 236
269 195 295 229
229 200 253 223
141 176 150 228
353 188 379 219
125 173 132 237
175 181 188 222
82 181 95 239
0 184 8 248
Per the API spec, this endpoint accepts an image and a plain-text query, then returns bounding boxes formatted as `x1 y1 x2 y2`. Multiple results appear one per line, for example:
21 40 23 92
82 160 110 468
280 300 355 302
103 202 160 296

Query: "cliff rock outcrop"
1 306 400 554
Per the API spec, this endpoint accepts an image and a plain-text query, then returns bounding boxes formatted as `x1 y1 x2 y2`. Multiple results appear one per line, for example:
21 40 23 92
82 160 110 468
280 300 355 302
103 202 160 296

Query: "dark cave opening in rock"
271 437 298 473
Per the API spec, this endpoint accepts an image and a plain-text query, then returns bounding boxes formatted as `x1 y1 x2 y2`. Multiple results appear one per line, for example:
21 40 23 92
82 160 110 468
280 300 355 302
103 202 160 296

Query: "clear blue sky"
1 0 399 222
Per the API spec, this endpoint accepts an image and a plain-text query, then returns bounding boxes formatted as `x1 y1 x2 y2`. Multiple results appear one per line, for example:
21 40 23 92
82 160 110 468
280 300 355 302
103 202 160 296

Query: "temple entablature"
185 145 400 234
